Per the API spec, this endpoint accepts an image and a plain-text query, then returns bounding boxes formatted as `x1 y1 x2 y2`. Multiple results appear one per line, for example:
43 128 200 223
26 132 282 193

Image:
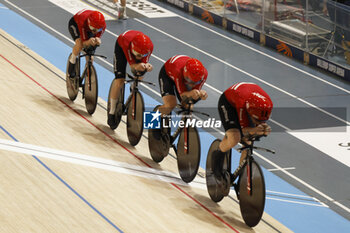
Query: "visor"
89 25 103 33
132 48 149 58
184 76 202 85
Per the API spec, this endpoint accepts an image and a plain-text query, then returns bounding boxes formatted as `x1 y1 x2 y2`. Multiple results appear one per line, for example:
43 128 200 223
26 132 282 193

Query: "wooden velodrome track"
0 29 292 232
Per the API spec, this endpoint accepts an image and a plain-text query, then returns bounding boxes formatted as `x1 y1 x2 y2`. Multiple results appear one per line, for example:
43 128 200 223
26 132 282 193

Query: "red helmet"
131 33 153 57
88 11 105 31
183 58 205 84
246 92 273 122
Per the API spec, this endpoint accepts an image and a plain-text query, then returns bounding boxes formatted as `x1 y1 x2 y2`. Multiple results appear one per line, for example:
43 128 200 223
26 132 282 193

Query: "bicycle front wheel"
238 160 266 227
127 90 144 146
177 126 200 183
83 65 98 115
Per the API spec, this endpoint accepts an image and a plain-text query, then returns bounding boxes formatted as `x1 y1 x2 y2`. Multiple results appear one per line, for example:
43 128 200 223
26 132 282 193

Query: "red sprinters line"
0 54 240 232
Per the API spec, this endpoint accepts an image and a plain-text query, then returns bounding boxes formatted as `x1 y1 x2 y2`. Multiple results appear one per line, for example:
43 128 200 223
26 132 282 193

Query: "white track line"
266 197 327 207
0 138 206 189
268 167 296 172
266 190 314 199
0 138 327 207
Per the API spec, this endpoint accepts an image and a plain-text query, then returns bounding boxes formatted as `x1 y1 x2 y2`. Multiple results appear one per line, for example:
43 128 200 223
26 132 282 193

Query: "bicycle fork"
126 82 137 120
231 157 254 196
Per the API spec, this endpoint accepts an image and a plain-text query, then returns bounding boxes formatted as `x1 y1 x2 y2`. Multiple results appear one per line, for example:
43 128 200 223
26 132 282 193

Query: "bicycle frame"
170 114 192 155
169 98 209 155
123 73 155 120
78 47 106 93
230 138 275 196
123 79 139 120
230 142 253 195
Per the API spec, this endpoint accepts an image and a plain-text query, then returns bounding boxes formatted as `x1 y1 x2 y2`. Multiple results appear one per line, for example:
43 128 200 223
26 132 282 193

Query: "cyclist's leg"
158 66 177 138
108 40 127 127
68 17 82 78
212 94 241 178
158 65 177 116
110 40 127 112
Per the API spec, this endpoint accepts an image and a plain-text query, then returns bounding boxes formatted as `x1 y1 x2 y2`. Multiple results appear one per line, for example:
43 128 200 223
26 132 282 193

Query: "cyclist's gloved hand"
145 63 153 72
261 123 271 136
132 69 147 77
252 124 265 136
199 90 208 100
190 89 200 100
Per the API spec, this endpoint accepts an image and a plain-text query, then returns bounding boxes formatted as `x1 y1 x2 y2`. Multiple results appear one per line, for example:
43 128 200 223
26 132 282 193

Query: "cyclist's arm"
242 125 264 137
82 40 91 47
180 89 200 101
83 38 98 47
241 123 271 141
131 63 153 73
130 63 147 73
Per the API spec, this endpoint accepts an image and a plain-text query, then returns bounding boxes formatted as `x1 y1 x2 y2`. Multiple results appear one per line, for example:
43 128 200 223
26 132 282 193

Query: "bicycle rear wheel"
127 90 144 146
177 126 200 183
148 106 170 163
238 160 266 227
66 53 79 101
107 80 124 130
206 139 225 202
83 64 98 115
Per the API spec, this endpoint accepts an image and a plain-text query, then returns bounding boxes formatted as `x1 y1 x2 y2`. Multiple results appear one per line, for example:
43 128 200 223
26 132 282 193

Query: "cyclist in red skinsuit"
108 30 154 129
212 82 273 186
68 10 106 78
158 55 208 115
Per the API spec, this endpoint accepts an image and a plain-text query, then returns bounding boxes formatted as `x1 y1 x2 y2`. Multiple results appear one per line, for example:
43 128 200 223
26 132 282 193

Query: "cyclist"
108 30 154 129
158 55 208 116
68 10 106 78
212 82 273 185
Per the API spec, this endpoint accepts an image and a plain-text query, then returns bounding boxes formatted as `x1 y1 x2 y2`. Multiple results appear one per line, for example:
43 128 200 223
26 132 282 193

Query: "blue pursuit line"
0 125 124 233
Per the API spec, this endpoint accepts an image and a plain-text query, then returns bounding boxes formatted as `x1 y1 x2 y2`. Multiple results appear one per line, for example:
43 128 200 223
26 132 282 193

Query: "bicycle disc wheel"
238 160 266 227
127 90 144 146
177 126 200 183
206 139 225 202
83 65 98 115
107 81 124 130
148 106 170 163
66 53 79 101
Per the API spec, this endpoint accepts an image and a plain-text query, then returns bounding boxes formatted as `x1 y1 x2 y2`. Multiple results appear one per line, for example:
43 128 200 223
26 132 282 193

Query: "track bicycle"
148 98 209 183
206 135 275 227
107 71 155 146
66 46 106 114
